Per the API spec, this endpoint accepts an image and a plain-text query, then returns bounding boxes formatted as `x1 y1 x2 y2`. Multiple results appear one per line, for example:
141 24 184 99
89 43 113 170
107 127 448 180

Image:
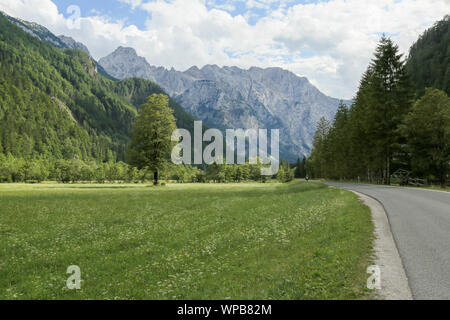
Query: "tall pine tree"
364 36 414 184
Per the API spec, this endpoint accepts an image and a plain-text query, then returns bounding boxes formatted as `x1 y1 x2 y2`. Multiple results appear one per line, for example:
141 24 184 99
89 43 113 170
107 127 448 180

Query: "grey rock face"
100 47 350 160
57 35 91 56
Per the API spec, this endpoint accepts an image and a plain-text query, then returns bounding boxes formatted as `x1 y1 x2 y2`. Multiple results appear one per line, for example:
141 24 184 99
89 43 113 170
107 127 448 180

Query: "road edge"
352 191 413 300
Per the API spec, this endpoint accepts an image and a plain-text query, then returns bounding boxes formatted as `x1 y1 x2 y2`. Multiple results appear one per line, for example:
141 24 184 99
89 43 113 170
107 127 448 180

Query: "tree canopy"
400 88 450 187
127 94 177 185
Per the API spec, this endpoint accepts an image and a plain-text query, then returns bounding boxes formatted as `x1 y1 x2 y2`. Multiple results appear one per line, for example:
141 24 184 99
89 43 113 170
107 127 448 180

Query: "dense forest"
407 15 449 97
0 13 197 164
307 16 450 187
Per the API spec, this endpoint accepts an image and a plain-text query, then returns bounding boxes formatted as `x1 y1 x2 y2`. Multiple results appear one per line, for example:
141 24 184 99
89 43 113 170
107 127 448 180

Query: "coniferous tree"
301 157 307 178
327 102 350 180
309 117 331 178
366 36 414 184
294 157 303 179
349 69 378 181
308 37 414 184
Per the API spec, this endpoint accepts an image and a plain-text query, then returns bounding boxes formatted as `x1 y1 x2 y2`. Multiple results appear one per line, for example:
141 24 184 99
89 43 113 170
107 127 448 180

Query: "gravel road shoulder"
353 191 413 300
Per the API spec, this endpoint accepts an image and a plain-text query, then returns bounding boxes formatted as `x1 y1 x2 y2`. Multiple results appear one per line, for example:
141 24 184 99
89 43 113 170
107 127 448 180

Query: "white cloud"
117 0 143 10
0 0 448 99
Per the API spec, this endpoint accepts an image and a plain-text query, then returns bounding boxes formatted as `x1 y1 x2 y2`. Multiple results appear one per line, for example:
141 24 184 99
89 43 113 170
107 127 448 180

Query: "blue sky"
54 0 150 29
53 0 320 27
0 0 447 99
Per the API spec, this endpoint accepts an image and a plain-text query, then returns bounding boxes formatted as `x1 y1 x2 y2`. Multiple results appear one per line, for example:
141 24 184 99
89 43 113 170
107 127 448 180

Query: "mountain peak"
202 64 220 70
99 46 153 81
114 46 139 56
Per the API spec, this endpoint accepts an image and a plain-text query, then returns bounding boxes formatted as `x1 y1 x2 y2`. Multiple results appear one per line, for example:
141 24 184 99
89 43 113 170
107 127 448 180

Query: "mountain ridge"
3 12 90 55
100 47 350 160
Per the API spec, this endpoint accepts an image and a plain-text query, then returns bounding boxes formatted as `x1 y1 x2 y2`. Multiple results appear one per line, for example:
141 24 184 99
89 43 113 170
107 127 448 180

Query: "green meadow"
0 181 373 300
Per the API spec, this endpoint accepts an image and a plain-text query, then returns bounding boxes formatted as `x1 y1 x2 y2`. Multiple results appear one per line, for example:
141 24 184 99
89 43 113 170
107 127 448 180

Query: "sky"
0 0 448 99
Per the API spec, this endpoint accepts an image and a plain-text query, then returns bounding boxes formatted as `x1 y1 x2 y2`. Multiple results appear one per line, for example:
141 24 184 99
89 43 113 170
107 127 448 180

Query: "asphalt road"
324 182 450 300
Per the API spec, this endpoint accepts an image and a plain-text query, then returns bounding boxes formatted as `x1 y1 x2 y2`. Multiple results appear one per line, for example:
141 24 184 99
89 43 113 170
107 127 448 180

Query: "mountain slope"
100 47 348 160
2 11 120 81
0 13 198 162
407 15 449 97
4 12 90 55
58 35 90 56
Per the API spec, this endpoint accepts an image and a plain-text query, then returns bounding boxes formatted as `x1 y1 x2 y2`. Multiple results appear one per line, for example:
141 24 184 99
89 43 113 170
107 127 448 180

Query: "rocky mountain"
3 12 90 56
57 35 91 56
100 47 349 160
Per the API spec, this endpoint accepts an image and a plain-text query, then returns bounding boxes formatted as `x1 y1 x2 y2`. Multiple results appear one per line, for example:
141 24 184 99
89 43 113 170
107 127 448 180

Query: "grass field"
0 181 374 300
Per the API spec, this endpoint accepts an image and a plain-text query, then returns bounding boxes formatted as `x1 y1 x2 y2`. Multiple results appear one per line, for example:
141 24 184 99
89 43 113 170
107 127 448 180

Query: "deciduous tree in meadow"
127 94 177 185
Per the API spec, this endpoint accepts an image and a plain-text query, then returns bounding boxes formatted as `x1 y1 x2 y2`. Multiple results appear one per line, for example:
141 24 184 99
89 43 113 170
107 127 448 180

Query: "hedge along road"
324 182 450 300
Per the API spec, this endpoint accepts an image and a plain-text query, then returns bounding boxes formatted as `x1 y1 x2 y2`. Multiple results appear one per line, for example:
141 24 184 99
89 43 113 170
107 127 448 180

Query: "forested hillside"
0 13 196 163
407 15 449 97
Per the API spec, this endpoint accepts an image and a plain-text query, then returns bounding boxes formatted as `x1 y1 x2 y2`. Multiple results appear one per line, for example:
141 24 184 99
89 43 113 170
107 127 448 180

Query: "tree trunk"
154 171 159 186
